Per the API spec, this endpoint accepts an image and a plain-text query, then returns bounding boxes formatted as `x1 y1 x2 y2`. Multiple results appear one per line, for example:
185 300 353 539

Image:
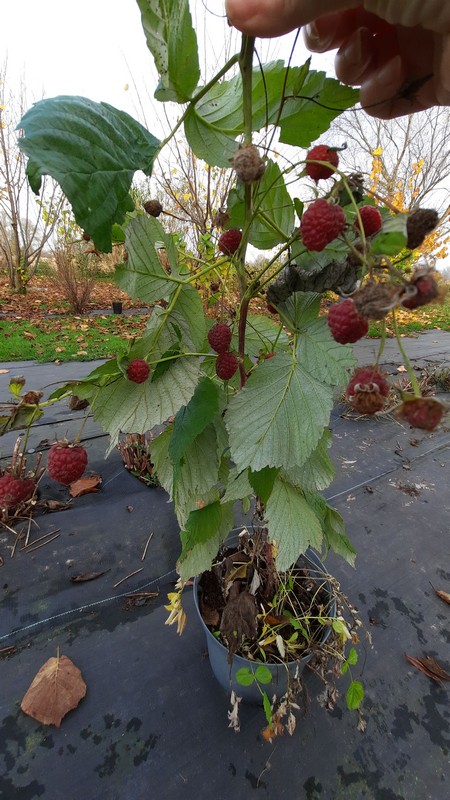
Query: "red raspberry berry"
208 323 232 353
127 359 150 384
327 299 369 344
0 474 36 510
215 351 238 380
401 274 439 310
346 367 389 415
398 397 445 431
47 443 88 485
306 145 339 182
356 206 383 237
218 229 242 256
301 199 346 252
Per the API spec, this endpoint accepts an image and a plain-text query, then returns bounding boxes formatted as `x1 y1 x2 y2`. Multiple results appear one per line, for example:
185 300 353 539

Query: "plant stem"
391 310 421 397
235 35 255 387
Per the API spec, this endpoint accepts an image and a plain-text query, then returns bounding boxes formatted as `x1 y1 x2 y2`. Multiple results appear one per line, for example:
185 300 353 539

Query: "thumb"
225 0 360 37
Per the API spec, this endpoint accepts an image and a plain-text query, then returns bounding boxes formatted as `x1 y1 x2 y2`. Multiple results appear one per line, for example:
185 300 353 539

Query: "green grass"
368 296 450 337
0 314 149 363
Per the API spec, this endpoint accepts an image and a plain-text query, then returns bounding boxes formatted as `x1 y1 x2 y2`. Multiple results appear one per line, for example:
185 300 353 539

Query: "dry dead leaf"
70 570 109 583
21 654 87 727
23 331 37 340
435 589 450 605
0 369 10 374
406 654 450 684
69 475 102 497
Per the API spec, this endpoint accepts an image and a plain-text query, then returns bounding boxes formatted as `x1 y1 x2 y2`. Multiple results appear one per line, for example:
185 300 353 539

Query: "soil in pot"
194 529 336 704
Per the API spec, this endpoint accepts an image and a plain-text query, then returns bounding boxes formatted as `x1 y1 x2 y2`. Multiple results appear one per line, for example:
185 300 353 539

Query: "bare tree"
0 62 64 293
333 107 450 213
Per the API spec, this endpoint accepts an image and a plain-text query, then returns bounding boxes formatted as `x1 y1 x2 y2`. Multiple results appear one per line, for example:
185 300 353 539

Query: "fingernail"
374 54 403 90
340 28 364 67
303 21 335 53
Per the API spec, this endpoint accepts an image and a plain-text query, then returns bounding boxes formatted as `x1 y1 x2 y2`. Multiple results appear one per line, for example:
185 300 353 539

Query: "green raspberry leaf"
265 476 323 569
169 378 220 466
18 96 160 252
226 353 333 473
370 214 408 256
137 0 200 103
279 72 359 148
115 215 181 304
227 160 294 249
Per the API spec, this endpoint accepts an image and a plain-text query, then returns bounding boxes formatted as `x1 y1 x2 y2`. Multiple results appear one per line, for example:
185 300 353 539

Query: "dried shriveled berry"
212 209 230 229
346 367 389 415
356 206 383 237
406 209 439 249
301 199 346 252
398 397 445 430
230 144 266 183
327 299 369 344
218 229 242 256
352 281 400 320
401 271 440 310
143 199 163 217
0 474 36 510
208 323 232 353
305 145 339 181
47 443 88 485
127 359 150 384
215 351 238 380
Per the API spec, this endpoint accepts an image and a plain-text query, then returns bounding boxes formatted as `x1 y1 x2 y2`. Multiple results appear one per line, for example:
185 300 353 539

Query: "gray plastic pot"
193 540 336 705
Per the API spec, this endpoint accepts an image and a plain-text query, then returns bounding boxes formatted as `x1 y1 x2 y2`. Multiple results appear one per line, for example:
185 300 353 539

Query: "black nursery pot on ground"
193 530 337 705
112 301 123 314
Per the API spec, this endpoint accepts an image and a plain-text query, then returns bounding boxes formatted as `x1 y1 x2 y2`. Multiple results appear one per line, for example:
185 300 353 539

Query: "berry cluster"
207 323 238 380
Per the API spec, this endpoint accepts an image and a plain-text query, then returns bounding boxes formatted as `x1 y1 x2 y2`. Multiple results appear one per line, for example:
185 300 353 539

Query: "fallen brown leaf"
70 569 110 583
435 589 450 605
406 654 450 684
69 475 102 497
0 369 10 374
21 653 87 727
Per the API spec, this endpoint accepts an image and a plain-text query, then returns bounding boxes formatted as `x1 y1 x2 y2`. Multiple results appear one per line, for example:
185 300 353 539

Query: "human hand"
225 1 450 118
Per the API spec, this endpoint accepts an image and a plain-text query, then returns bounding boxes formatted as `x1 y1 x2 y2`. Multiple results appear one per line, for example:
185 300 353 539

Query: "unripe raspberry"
327 299 369 344
216 351 238 380
127 359 150 384
401 272 439 310
230 144 266 183
218 229 242 256
301 199 346 252
208 323 232 353
305 145 339 181
398 397 445 430
356 206 383 237
346 367 389 415
47 442 88 485
0 474 36 509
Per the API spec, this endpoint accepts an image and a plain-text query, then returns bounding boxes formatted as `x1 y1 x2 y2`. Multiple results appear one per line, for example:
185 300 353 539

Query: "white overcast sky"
1 0 334 135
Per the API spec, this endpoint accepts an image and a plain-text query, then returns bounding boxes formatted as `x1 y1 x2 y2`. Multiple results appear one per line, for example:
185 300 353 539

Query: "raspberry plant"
12 1 446 584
